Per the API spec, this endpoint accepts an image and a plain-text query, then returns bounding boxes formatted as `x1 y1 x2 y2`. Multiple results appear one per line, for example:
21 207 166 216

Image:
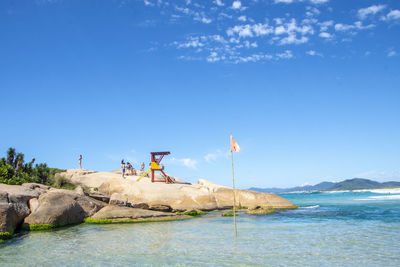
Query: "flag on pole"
231 135 241 152
230 133 240 239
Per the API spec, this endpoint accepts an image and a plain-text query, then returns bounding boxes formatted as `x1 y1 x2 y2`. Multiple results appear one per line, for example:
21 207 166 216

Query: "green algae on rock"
84 215 189 224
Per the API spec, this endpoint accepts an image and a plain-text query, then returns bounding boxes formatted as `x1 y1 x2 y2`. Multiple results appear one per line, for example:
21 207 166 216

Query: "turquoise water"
1 191 400 266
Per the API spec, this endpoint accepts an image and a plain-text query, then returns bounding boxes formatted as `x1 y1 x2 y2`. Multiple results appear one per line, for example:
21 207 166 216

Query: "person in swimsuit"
121 160 126 178
141 162 145 172
79 155 82 169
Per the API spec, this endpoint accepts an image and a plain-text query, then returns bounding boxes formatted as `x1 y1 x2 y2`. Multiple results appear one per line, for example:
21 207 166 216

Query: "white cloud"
204 149 229 162
319 32 332 38
387 49 397 57
274 0 293 3
335 23 354 31
280 34 308 45
169 157 198 169
214 0 224 6
309 0 329 3
358 5 386 20
200 17 212 24
306 50 323 56
144 0 154 6
174 36 204 48
276 50 293 59
232 1 241 9
274 0 328 4
319 20 334 31
381 10 400 21
334 21 374 32
238 15 246 22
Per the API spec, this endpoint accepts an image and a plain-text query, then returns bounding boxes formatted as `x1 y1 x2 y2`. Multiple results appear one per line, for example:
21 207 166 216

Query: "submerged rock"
88 205 188 223
246 206 276 215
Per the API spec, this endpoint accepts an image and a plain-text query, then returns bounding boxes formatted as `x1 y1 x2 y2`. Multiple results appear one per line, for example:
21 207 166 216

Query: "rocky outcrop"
98 177 297 211
89 205 189 223
23 191 105 229
99 178 219 211
109 193 127 206
209 187 297 209
57 169 114 188
0 184 41 239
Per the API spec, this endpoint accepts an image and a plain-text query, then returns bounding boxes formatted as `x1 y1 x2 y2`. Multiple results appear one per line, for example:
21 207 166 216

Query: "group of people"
121 160 147 178
78 154 163 179
121 160 137 178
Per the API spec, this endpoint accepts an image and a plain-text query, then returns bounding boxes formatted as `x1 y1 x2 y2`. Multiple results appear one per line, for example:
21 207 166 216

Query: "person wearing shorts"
121 160 126 178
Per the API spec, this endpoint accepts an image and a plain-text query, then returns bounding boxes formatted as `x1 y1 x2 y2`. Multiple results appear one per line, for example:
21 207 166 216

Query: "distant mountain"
250 178 400 193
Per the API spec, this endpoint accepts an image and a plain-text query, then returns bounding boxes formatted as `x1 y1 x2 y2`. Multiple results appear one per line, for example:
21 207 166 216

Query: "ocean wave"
356 195 400 201
324 188 400 194
301 205 320 209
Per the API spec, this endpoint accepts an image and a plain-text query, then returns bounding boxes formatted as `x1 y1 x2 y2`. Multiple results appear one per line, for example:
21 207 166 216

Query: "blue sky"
0 0 399 188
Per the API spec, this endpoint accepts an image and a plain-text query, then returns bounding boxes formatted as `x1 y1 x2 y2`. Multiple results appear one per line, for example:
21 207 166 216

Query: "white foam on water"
356 195 400 201
324 188 400 194
353 188 400 194
301 205 320 209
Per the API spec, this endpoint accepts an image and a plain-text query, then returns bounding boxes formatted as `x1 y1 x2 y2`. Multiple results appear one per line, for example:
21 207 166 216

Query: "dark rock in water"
149 204 172 212
23 191 105 229
246 206 276 215
1 202 30 235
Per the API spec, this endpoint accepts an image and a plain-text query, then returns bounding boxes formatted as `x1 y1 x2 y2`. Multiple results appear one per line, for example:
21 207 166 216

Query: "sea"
1 189 399 266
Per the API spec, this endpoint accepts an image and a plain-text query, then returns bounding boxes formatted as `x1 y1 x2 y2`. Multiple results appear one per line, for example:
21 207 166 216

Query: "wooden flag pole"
231 148 238 239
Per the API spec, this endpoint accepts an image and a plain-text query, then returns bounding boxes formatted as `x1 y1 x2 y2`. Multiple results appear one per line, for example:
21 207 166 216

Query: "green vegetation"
222 213 235 216
22 223 63 231
0 229 15 240
84 217 113 224
176 210 204 216
0 147 71 189
85 216 190 224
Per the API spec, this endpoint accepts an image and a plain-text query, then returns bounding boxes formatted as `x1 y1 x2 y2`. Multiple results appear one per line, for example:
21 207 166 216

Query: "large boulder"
0 203 30 238
98 177 297 211
89 205 188 223
99 178 219 211
23 191 105 229
0 184 40 204
0 184 40 239
207 187 297 209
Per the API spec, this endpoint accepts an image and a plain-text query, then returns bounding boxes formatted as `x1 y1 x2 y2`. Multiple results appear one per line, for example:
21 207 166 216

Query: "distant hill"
250 178 400 193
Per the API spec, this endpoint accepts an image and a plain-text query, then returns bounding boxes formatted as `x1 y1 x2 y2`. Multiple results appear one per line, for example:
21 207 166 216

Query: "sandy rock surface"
56 169 297 211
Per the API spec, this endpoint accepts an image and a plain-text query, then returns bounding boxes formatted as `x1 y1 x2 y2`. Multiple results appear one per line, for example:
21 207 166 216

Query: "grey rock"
23 191 105 227
149 204 172 212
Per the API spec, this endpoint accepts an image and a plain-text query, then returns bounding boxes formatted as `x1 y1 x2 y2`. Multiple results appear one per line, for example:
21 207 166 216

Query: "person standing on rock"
140 162 145 172
121 160 126 178
79 155 82 169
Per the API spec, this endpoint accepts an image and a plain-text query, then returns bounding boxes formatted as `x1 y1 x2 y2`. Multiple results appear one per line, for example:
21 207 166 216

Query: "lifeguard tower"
137 151 174 183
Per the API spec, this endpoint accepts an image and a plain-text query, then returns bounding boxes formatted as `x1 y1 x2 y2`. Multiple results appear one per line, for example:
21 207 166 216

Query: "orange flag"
230 135 241 152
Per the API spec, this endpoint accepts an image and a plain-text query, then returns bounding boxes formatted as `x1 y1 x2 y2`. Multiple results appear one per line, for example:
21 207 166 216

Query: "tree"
6 147 15 166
